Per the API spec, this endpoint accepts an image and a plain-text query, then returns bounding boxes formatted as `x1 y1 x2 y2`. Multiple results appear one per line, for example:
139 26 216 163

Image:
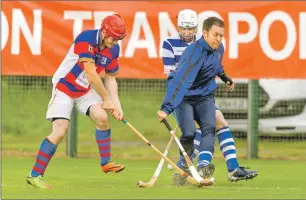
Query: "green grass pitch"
2 79 306 199
2 156 306 199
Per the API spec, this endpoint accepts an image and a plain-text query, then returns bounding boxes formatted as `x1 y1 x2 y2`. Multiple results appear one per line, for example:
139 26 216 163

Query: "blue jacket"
161 36 225 115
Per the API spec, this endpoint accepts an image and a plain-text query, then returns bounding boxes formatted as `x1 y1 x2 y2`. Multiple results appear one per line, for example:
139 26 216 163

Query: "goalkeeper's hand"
227 82 235 92
219 73 234 92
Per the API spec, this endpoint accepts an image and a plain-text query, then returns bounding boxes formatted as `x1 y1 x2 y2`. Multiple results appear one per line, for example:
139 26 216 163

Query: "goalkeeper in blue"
160 9 258 185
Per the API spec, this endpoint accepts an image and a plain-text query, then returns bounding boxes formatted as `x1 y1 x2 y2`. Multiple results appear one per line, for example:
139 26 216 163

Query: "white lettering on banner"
229 12 258 59
125 12 157 58
300 13 306 59
158 12 178 58
3 9 305 61
11 9 42 55
75 71 90 89
64 11 92 40
198 11 226 51
117 40 123 57
93 11 115 29
260 11 296 61
1 11 9 51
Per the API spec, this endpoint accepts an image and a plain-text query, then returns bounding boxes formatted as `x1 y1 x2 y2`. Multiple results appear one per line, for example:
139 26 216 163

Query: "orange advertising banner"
1 1 306 78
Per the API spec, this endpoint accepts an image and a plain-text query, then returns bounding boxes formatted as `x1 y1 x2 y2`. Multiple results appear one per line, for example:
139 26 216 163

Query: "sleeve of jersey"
217 44 225 76
162 40 176 75
105 47 120 75
217 65 225 76
74 32 95 63
219 43 225 63
160 47 203 115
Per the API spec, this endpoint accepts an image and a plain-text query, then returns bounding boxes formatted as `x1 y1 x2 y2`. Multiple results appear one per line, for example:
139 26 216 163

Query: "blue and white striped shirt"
162 33 202 74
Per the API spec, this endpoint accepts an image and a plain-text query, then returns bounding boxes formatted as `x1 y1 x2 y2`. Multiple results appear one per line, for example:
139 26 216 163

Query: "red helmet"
101 14 127 40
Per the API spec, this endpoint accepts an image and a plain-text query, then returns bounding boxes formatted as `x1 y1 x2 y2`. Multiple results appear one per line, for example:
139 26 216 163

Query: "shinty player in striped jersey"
162 9 258 185
26 14 127 189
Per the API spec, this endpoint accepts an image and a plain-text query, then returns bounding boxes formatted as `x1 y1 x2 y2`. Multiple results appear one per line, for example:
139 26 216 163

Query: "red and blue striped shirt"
52 29 120 98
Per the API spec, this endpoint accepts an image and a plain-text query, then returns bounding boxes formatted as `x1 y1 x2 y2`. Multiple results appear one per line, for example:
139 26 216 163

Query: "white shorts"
46 87 103 121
